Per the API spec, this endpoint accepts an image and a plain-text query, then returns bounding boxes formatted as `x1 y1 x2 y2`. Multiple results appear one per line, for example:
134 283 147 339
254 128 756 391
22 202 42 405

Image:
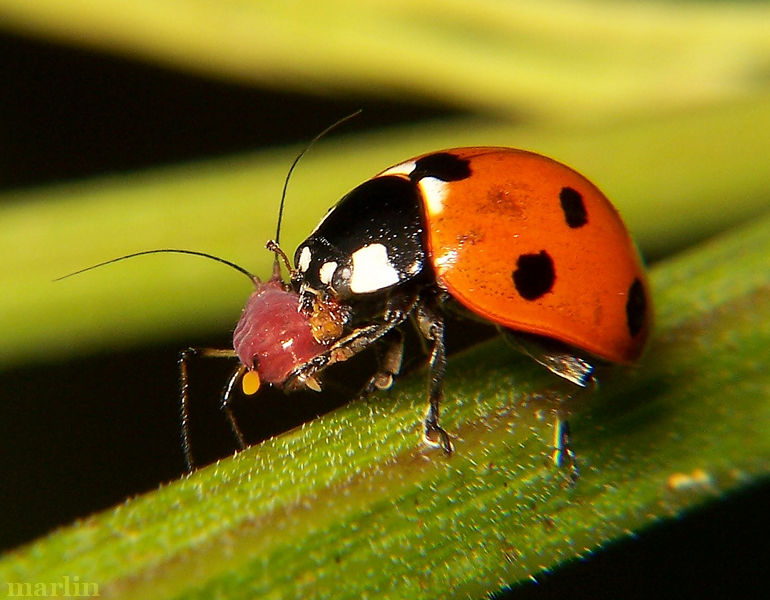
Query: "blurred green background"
0 0 768 597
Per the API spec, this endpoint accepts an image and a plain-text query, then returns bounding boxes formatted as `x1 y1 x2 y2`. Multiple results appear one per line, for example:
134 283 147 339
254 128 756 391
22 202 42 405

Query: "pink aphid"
233 277 326 391
59 112 363 470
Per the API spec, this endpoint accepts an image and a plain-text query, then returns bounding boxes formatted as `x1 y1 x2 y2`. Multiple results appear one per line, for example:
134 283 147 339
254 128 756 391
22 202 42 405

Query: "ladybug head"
292 237 357 300
291 176 429 304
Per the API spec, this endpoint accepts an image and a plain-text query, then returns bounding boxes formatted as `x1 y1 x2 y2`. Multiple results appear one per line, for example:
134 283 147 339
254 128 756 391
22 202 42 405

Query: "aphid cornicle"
63 125 650 475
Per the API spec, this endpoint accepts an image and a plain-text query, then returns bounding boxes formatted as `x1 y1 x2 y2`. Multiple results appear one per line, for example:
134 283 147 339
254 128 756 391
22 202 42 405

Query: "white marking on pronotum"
379 160 416 177
298 246 312 272
318 261 338 285
349 243 399 294
418 177 449 215
433 249 458 275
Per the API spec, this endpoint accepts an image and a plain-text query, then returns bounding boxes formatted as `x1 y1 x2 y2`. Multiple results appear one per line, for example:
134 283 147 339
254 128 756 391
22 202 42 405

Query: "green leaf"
2 209 768 599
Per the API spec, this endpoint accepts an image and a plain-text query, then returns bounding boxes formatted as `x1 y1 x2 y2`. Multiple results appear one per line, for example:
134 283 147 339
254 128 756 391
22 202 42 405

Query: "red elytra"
380 147 650 364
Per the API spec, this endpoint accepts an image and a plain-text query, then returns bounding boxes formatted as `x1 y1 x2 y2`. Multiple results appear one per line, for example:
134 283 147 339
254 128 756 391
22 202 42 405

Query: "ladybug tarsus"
552 416 580 483
416 296 453 454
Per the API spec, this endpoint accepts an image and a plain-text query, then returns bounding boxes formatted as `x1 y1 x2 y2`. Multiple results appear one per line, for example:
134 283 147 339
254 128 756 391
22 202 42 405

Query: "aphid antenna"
54 249 258 284
271 109 362 279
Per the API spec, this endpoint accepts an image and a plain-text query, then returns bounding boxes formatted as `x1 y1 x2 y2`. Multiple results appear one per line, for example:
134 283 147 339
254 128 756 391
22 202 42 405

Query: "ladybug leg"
553 415 580 483
178 346 239 471
360 329 405 397
500 330 597 480
286 292 418 390
501 329 595 387
416 299 453 455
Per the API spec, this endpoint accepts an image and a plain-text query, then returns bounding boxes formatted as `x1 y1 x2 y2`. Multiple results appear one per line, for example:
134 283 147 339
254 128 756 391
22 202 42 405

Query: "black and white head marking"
293 152 471 299
293 176 426 298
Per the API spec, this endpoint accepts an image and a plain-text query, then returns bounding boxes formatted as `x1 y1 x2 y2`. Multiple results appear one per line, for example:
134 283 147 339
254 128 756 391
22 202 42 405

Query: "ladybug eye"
331 265 353 295
317 259 354 298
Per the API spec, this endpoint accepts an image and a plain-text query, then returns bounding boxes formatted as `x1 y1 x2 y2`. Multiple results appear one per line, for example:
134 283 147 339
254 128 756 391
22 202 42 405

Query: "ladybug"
225 146 650 473
64 144 650 472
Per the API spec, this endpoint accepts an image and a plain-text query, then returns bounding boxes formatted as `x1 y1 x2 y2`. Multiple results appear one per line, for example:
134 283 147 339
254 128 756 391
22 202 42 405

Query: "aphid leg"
553 415 579 482
179 347 238 472
221 363 249 453
416 299 452 454
360 329 405 397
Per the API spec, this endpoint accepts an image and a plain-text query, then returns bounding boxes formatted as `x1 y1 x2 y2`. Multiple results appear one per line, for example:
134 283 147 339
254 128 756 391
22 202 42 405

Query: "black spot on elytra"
559 187 588 228
512 251 555 301
410 153 471 183
626 278 646 337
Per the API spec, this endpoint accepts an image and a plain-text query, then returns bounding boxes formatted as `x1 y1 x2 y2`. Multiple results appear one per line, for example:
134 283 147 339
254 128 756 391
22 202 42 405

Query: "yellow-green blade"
1 0 769 122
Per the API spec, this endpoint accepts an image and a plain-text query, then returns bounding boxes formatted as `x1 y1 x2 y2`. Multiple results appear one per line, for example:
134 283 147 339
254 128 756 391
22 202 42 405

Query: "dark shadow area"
0 31 462 191
496 481 769 599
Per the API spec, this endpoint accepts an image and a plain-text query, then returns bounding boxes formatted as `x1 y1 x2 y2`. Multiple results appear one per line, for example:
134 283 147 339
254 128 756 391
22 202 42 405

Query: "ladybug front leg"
286 292 418 391
416 297 453 455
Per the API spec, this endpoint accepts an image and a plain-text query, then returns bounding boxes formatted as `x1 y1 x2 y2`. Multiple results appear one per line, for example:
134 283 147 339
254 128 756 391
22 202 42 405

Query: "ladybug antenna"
54 249 258 284
272 109 362 266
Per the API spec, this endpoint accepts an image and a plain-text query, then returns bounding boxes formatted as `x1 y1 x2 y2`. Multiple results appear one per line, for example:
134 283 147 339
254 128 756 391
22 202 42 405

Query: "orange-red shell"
383 147 651 364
